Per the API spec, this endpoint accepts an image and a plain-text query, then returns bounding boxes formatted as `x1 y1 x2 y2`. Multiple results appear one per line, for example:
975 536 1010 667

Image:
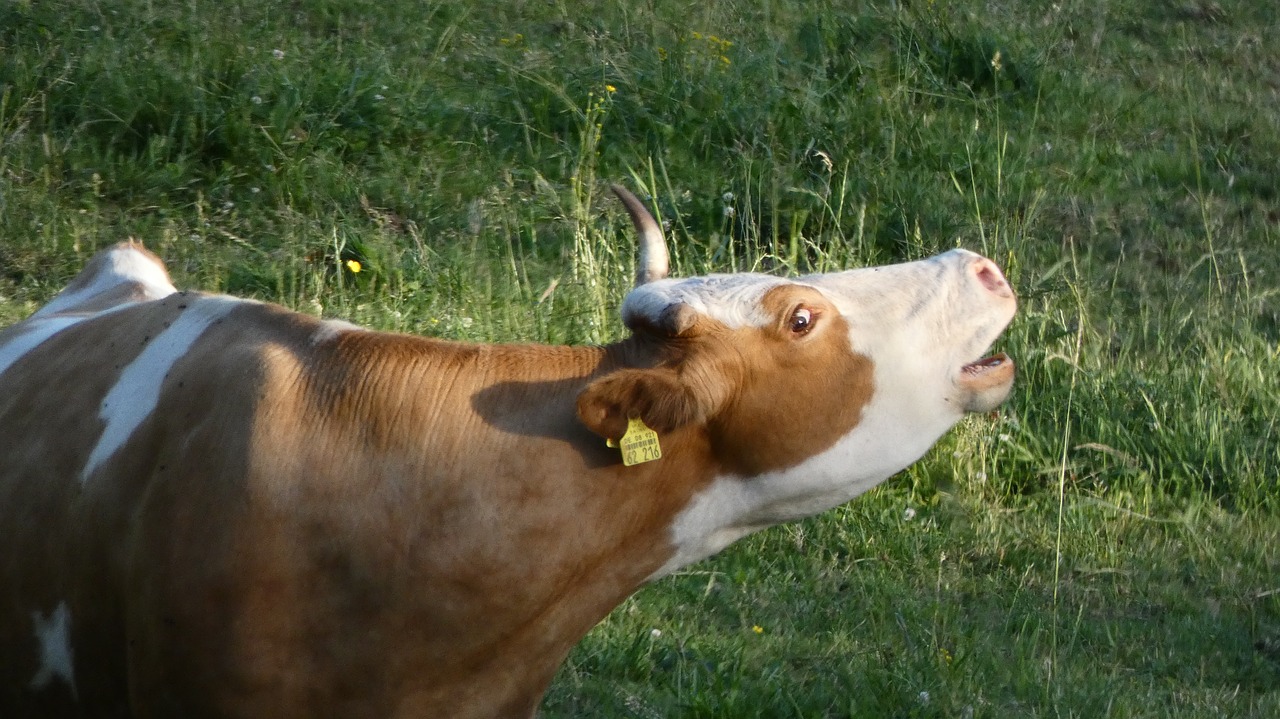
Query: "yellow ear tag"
610 416 662 466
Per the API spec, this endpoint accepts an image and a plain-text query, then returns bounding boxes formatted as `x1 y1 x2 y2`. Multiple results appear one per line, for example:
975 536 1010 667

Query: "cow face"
578 250 1015 478
578 190 1015 573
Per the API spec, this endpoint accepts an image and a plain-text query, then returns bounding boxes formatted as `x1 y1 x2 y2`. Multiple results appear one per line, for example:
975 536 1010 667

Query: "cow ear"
577 367 713 442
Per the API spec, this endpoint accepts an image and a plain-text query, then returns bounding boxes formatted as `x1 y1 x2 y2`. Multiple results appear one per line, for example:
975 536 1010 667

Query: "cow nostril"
973 259 1012 298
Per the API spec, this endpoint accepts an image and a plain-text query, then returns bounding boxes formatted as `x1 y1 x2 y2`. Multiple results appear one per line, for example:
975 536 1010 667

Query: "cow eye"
788 307 814 335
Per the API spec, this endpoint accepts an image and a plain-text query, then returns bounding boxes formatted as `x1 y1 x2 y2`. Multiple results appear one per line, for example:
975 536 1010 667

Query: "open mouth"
957 352 1015 412
962 353 1010 377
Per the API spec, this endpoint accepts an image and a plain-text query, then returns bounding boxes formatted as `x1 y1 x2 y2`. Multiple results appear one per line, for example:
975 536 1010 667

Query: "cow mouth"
957 352 1015 412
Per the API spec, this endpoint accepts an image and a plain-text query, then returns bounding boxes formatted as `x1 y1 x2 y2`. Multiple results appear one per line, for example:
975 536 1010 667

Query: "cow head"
578 186 1015 565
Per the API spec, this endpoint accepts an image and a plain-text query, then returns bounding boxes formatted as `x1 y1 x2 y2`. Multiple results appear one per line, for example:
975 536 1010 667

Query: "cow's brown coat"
1 282 875 717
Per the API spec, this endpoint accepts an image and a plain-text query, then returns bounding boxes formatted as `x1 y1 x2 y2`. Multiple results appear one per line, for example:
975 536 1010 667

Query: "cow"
0 186 1016 718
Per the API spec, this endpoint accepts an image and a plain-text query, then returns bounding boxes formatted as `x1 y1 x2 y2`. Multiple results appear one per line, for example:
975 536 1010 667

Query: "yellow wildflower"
752 625 764 635
345 259 362 274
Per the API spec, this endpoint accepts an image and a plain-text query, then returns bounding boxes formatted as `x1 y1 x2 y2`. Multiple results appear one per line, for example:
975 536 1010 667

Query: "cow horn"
611 184 670 286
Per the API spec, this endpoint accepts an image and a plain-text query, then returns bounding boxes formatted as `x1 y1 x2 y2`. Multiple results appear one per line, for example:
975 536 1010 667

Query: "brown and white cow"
0 187 1015 718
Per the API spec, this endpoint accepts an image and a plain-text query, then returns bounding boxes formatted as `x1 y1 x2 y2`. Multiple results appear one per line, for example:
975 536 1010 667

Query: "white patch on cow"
651 364 960 580
81 297 243 483
311 319 366 345
29 601 77 699
622 274 788 330
32 246 175 319
0 301 157 381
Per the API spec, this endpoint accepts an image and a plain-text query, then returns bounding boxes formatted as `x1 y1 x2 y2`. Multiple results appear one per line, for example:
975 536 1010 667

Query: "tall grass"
2 0 1278 715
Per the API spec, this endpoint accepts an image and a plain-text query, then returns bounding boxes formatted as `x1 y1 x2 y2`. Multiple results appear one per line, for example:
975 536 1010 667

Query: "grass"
2 0 1278 715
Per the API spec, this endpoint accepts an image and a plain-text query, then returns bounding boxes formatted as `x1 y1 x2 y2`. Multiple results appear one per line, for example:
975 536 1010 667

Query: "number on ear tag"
615 416 662 466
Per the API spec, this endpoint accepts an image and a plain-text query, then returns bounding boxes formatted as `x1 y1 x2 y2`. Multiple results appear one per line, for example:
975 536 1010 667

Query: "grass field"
2 0 1279 716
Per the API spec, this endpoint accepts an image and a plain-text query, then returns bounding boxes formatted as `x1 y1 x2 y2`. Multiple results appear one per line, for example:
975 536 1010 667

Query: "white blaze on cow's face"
620 248 1017 576
802 248 1017 451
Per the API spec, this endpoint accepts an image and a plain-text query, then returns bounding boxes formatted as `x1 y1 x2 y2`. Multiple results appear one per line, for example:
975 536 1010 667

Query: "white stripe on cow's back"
81 296 244 484
29 601 77 699
0 301 145 380
0 316 92 379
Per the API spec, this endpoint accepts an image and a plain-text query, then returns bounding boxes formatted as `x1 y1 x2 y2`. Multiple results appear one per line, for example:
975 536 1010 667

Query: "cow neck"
303 330 718 693
316 327 714 540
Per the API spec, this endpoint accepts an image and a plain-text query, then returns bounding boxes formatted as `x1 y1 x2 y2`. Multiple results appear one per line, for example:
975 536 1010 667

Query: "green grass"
2 0 1278 715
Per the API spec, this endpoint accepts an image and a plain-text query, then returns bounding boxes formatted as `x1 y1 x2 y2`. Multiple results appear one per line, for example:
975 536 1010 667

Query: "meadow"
1 0 1278 715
